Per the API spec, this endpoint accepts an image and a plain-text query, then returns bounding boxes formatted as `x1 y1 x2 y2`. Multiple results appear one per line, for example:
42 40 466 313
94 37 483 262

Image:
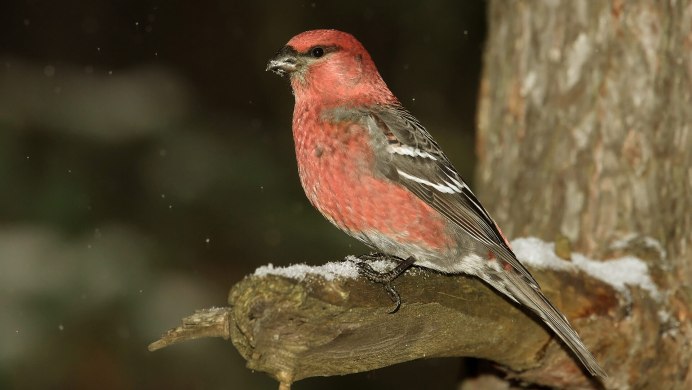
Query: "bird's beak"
266 46 299 77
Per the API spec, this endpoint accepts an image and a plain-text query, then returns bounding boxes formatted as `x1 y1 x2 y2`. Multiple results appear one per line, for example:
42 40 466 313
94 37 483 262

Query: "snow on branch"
512 237 660 300
255 237 661 301
150 237 667 389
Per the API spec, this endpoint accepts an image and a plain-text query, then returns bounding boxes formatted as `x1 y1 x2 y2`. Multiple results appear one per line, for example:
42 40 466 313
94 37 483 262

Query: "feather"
364 104 605 378
366 104 539 287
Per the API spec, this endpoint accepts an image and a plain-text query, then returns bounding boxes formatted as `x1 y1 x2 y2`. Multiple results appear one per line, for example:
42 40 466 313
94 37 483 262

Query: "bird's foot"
354 252 392 263
355 254 415 314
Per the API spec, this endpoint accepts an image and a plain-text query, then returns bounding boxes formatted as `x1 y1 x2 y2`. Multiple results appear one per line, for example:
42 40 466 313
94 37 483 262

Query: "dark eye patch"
311 47 324 58
302 45 339 58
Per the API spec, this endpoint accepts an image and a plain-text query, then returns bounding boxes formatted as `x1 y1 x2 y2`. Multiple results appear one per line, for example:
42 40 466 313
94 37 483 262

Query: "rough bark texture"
476 0 691 388
151 263 627 389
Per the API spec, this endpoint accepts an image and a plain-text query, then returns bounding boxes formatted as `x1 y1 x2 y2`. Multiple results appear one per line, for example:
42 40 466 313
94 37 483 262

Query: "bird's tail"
483 267 608 380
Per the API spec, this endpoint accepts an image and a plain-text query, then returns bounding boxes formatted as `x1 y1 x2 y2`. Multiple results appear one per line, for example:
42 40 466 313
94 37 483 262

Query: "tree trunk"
476 0 691 388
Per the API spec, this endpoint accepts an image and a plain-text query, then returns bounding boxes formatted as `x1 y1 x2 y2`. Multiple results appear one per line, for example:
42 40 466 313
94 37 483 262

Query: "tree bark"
150 260 628 389
476 0 691 388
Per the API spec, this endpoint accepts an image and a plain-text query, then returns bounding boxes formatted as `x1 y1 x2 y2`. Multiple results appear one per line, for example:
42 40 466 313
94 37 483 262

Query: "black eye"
310 47 324 58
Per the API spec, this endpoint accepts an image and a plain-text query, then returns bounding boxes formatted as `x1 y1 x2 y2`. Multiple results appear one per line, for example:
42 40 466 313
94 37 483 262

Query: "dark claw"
355 254 415 314
383 283 402 314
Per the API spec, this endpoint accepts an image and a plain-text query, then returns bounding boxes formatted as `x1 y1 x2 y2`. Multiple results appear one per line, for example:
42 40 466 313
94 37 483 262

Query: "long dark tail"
483 268 608 380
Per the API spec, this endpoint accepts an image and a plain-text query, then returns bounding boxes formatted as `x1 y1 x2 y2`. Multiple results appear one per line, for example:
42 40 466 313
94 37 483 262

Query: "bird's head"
266 29 396 106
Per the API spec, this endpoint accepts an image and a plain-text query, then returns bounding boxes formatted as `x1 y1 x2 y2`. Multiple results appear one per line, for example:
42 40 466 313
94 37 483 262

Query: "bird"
266 29 606 380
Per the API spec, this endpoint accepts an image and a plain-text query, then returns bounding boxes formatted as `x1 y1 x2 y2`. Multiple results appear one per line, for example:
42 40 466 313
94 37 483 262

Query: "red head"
267 29 397 107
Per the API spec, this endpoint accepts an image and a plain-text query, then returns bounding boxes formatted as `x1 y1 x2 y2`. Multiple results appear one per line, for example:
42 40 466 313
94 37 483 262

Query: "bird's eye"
310 47 324 58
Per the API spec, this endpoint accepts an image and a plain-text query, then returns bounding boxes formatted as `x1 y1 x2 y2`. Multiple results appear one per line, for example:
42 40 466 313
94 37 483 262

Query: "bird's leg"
355 253 414 282
355 254 416 313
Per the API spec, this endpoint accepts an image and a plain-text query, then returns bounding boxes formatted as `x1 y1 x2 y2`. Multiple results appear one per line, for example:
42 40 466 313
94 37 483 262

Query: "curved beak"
266 46 299 77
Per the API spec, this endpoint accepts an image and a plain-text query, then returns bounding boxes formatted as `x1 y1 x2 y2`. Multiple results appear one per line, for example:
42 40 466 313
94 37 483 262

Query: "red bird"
267 29 606 379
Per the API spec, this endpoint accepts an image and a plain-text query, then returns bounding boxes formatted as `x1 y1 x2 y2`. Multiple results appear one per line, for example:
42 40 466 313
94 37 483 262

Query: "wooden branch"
148 307 233 352
149 257 670 389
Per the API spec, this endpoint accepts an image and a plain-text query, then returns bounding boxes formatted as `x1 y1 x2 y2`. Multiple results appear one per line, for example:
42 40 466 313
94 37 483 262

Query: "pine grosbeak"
267 29 606 379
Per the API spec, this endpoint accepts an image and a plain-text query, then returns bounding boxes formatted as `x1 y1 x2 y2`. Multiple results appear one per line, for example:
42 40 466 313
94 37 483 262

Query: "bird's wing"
365 104 538 287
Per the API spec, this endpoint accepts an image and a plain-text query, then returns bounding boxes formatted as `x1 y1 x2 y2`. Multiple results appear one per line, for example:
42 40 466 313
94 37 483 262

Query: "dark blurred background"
0 1 486 388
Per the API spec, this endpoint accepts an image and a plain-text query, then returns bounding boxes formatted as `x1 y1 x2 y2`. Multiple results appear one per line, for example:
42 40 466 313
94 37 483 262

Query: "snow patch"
512 237 660 300
254 256 398 281
254 237 661 300
610 233 667 260
511 237 572 271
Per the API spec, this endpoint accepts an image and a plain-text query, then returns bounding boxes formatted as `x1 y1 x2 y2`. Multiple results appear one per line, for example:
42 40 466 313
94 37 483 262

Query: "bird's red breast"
292 104 452 251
